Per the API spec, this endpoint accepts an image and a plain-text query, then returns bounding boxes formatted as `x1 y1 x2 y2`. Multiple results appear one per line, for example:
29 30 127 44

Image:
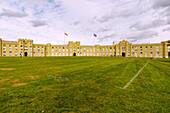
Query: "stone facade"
0 38 169 58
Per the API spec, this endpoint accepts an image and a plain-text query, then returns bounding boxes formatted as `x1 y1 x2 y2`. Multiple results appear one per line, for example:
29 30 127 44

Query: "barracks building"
0 38 169 58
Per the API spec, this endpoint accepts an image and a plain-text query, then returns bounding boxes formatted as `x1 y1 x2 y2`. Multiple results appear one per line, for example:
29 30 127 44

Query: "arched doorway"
24 52 28 57
73 53 76 56
122 52 125 57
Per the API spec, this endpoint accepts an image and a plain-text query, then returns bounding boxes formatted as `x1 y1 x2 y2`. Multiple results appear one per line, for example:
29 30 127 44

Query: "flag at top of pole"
65 33 68 37
93 34 97 38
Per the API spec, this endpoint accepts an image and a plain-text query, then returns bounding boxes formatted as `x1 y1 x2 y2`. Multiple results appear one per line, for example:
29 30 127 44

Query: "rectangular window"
128 47 130 51
9 51 12 56
145 52 147 57
150 46 152 51
140 46 142 51
15 52 17 56
122 46 125 51
145 46 147 51
150 52 152 57
156 52 159 57
140 52 142 57
3 45 6 50
3 51 6 56
135 47 137 51
132 47 134 51
156 46 159 51
30 52 32 56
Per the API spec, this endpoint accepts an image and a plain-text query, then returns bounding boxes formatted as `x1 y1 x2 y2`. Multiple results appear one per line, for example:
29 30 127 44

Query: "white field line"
122 61 149 89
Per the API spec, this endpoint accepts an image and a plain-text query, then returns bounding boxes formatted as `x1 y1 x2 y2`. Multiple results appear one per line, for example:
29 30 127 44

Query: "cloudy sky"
0 0 169 45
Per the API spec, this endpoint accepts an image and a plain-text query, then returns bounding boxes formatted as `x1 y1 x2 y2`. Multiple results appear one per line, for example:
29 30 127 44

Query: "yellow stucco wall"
0 38 169 58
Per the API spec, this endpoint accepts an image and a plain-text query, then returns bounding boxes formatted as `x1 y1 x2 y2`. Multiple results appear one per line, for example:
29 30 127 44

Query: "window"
132 47 134 51
156 52 159 57
140 52 142 57
156 46 159 51
150 46 152 51
145 52 147 57
9 45 12 51
3 44 6 50
25 43 27 45
135 47 137 51
140 46 142 51
15 52 17 56
30 46 32 51
55 47 57 51
150 52 152 57
145 46 147 51
135 52 137 57
3 51 6 56
9 51 12 56
30 52 32 56
128 47 130 51
122 46 125 51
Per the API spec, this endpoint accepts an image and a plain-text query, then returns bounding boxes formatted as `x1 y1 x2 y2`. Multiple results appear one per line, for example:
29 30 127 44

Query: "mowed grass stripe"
0 57 169 112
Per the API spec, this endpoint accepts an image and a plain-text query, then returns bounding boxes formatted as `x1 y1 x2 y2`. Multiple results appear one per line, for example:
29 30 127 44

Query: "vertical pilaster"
162 42 168 58
130 43 132 57
125 42 128 57
47 43 51 56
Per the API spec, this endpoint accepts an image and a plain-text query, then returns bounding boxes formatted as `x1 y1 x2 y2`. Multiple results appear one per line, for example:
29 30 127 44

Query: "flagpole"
64 33 65 45
93 37 94 45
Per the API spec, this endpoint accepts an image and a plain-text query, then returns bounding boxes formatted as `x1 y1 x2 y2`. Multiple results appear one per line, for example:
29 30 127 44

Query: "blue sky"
0 0 169 45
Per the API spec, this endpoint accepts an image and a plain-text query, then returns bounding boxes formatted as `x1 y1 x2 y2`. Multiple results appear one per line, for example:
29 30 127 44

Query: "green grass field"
0 57 169 112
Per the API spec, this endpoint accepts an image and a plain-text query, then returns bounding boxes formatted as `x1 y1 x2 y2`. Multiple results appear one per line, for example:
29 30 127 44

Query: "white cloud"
0 8 28 18
0 0 169 45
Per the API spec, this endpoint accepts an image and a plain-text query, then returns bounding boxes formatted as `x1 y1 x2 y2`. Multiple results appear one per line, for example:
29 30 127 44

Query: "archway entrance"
73 53 76 56
24 52 28 57
122 52 125 57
